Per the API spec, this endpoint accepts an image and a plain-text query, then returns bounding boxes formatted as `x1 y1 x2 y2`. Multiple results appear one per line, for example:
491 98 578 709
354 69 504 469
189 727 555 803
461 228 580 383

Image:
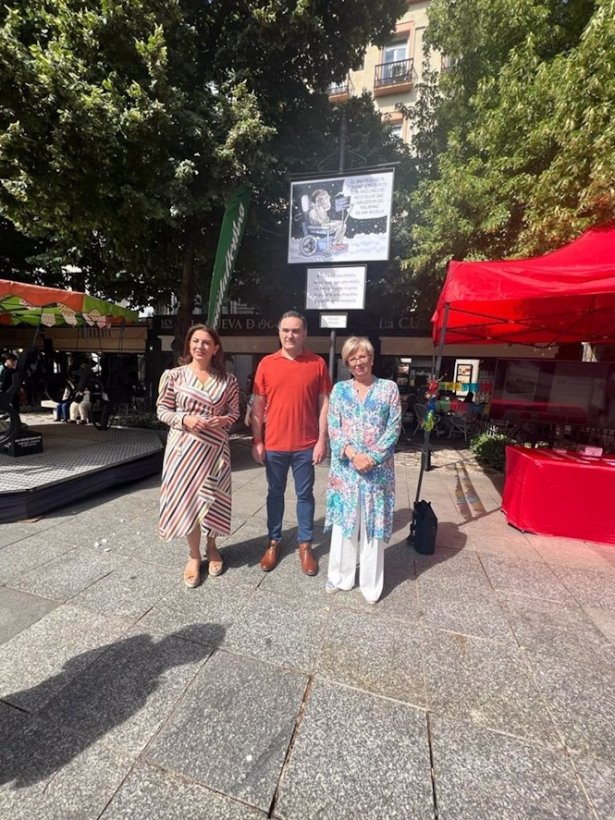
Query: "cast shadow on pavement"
0 624 224 790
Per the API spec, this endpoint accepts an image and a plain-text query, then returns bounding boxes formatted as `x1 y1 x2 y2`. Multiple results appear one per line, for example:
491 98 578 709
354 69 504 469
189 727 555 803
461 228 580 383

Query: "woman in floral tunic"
157 325 240 588
325 337 401 604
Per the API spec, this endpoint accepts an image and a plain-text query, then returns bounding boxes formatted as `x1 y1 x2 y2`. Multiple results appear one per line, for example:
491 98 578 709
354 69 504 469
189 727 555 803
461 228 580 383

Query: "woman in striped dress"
157 325 240 587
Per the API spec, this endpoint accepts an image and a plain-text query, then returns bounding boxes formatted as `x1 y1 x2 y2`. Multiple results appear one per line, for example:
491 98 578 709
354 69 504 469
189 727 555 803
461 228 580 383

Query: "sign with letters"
306 266 366 311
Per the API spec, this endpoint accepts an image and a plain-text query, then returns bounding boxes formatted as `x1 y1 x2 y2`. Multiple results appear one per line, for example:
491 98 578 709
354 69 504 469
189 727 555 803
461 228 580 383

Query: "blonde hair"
341 336 374 367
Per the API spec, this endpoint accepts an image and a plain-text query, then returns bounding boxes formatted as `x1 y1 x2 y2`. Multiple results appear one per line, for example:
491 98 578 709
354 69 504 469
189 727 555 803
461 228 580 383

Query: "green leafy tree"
0 0 405 352
405 0 604 314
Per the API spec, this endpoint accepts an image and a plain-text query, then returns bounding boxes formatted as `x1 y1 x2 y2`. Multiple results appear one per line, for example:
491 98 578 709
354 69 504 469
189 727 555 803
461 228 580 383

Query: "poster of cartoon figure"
287 170 394 264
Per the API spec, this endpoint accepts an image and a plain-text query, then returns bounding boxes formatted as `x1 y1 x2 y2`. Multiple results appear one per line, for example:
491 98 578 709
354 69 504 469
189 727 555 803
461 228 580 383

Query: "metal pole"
329 329 336 383
326 109 347 384
414 303 450 505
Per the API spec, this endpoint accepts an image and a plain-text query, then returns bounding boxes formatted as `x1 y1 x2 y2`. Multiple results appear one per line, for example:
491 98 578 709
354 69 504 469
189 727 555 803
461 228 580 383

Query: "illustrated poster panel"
288 170 394 264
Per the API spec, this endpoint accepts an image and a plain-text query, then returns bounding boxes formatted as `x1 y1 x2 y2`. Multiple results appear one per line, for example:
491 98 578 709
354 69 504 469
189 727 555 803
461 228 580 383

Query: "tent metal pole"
414 302 450 506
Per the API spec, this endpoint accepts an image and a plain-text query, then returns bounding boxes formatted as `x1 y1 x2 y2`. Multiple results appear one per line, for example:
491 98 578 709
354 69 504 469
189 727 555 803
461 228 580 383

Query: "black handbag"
407 500 438 555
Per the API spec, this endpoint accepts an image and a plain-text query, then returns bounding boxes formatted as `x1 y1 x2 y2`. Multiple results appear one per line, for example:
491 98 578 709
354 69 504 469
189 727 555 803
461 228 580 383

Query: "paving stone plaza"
1 426 615 819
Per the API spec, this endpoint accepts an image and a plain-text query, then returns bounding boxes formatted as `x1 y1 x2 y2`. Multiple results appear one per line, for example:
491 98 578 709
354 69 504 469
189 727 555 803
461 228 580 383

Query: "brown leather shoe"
260 540 280 572
299 542 318 576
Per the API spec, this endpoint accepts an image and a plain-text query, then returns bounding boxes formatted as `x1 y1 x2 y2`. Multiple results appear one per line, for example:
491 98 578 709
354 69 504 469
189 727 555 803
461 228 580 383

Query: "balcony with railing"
328 76 352 102
374 58 413 96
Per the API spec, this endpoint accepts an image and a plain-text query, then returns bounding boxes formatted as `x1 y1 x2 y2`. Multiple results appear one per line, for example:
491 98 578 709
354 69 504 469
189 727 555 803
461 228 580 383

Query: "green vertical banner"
207 184 252 328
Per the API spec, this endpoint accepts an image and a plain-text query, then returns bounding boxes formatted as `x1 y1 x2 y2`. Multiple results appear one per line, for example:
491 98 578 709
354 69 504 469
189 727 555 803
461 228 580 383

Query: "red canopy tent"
432 223 615 348
410 224 615 535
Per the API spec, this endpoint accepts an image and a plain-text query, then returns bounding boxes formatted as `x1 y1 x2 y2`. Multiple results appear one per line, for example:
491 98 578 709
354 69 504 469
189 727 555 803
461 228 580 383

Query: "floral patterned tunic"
325 377 401 542
157 366 240 540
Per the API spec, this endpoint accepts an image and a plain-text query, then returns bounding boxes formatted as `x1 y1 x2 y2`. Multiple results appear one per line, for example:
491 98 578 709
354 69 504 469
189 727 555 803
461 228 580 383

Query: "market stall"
0 279 138 450
413 223 615 547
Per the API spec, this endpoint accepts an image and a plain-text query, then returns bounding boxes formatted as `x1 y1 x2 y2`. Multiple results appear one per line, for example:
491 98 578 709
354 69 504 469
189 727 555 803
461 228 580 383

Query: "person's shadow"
0 623 224 789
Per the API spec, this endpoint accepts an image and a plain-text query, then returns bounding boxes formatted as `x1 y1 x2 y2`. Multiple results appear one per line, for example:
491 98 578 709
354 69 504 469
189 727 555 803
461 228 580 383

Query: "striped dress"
157 366 240 540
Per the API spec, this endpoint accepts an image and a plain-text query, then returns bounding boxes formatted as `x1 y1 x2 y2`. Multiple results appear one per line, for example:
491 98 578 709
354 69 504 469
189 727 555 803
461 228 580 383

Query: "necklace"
354 379 373 397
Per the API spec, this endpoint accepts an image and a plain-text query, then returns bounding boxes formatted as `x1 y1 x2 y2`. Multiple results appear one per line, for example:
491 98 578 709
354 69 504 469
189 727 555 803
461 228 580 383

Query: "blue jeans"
265 448 315 543
56 400 71 420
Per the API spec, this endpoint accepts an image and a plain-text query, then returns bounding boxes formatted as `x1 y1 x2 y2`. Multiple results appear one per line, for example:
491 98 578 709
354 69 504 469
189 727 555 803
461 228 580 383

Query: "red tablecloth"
502 446 615 544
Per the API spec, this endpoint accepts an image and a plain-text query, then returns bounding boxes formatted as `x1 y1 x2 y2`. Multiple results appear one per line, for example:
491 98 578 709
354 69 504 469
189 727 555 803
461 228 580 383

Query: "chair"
412 403 427 435
447 405 480 442
400 395 418 438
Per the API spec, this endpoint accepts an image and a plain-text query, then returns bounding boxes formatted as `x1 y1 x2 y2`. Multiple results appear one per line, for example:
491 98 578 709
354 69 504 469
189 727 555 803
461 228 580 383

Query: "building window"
383 42 408 81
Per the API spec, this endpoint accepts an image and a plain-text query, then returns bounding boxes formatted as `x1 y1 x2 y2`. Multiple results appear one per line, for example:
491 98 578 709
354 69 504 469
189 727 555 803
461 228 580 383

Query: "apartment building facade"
329 0 438 146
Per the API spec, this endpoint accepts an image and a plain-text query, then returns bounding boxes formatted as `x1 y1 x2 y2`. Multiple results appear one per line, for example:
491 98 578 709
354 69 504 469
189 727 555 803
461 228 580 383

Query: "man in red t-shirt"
251 311 332 575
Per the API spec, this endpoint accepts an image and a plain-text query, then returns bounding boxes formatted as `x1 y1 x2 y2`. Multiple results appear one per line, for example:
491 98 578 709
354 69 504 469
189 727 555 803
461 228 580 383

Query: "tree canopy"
405 0 611 316
0 0 406 344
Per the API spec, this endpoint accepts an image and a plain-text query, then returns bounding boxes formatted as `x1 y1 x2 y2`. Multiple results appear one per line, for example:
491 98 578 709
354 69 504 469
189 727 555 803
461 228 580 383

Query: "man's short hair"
278 311 307 331
4 353 17 363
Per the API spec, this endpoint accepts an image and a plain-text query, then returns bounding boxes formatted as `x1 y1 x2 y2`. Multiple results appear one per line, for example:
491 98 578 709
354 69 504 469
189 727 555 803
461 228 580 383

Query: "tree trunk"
172 242 197 363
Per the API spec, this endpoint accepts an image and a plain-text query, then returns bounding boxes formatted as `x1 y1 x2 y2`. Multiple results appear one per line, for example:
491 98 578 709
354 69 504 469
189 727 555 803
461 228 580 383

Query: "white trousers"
328 493 384 603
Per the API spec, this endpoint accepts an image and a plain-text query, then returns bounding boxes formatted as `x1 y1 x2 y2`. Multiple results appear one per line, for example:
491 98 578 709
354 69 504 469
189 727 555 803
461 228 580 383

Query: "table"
502 446 615 544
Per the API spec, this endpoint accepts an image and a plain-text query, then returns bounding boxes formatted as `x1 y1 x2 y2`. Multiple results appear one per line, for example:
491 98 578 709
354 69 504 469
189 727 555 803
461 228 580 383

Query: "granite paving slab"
584 605 615 643
422 628 561 745
0 605 130 712
100 762 266 820
527 649 615 762
334 563 420 621
317 607 426 705
33 512 138 548
526 536 615 574
435 519 471 551
0 587 58 644
144 651 308 813
275 678 433 820
430 716 593 820
573 755 615 820
418 577 515 642
0 533 78 585
258 548 331 602
138 580 254 644
0 520 51 549
0 715 133 820
466 527 545 562
212 524 284 585
228 489 268 517
501 595 615 664
40 624 215 757
70 557 179 621
414 547 490 588
223 588 330 672
479 554 575 604
101 522 189 571
0 700 29 742
8 546 125 602
550 564 615 611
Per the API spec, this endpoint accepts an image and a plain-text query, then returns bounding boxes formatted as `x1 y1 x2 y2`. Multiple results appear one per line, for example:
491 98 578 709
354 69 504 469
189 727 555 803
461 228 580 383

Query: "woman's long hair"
180 324 226 376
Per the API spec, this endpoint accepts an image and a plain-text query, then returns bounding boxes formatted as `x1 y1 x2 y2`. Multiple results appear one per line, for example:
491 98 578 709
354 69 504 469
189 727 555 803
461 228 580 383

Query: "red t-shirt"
253 349 332 451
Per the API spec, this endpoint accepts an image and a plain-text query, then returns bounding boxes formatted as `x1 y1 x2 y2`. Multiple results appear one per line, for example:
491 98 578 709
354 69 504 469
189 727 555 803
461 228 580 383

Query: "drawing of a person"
308 189 347 251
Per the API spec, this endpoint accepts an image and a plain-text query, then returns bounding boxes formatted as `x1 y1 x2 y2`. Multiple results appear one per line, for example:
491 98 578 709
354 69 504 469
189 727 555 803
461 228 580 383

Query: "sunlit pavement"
1 424 614 819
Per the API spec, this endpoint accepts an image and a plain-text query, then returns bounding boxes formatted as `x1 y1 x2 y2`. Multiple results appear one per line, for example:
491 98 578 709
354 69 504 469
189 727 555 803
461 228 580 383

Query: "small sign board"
319 313 348 329
4 432 43 457
306 266 366 311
